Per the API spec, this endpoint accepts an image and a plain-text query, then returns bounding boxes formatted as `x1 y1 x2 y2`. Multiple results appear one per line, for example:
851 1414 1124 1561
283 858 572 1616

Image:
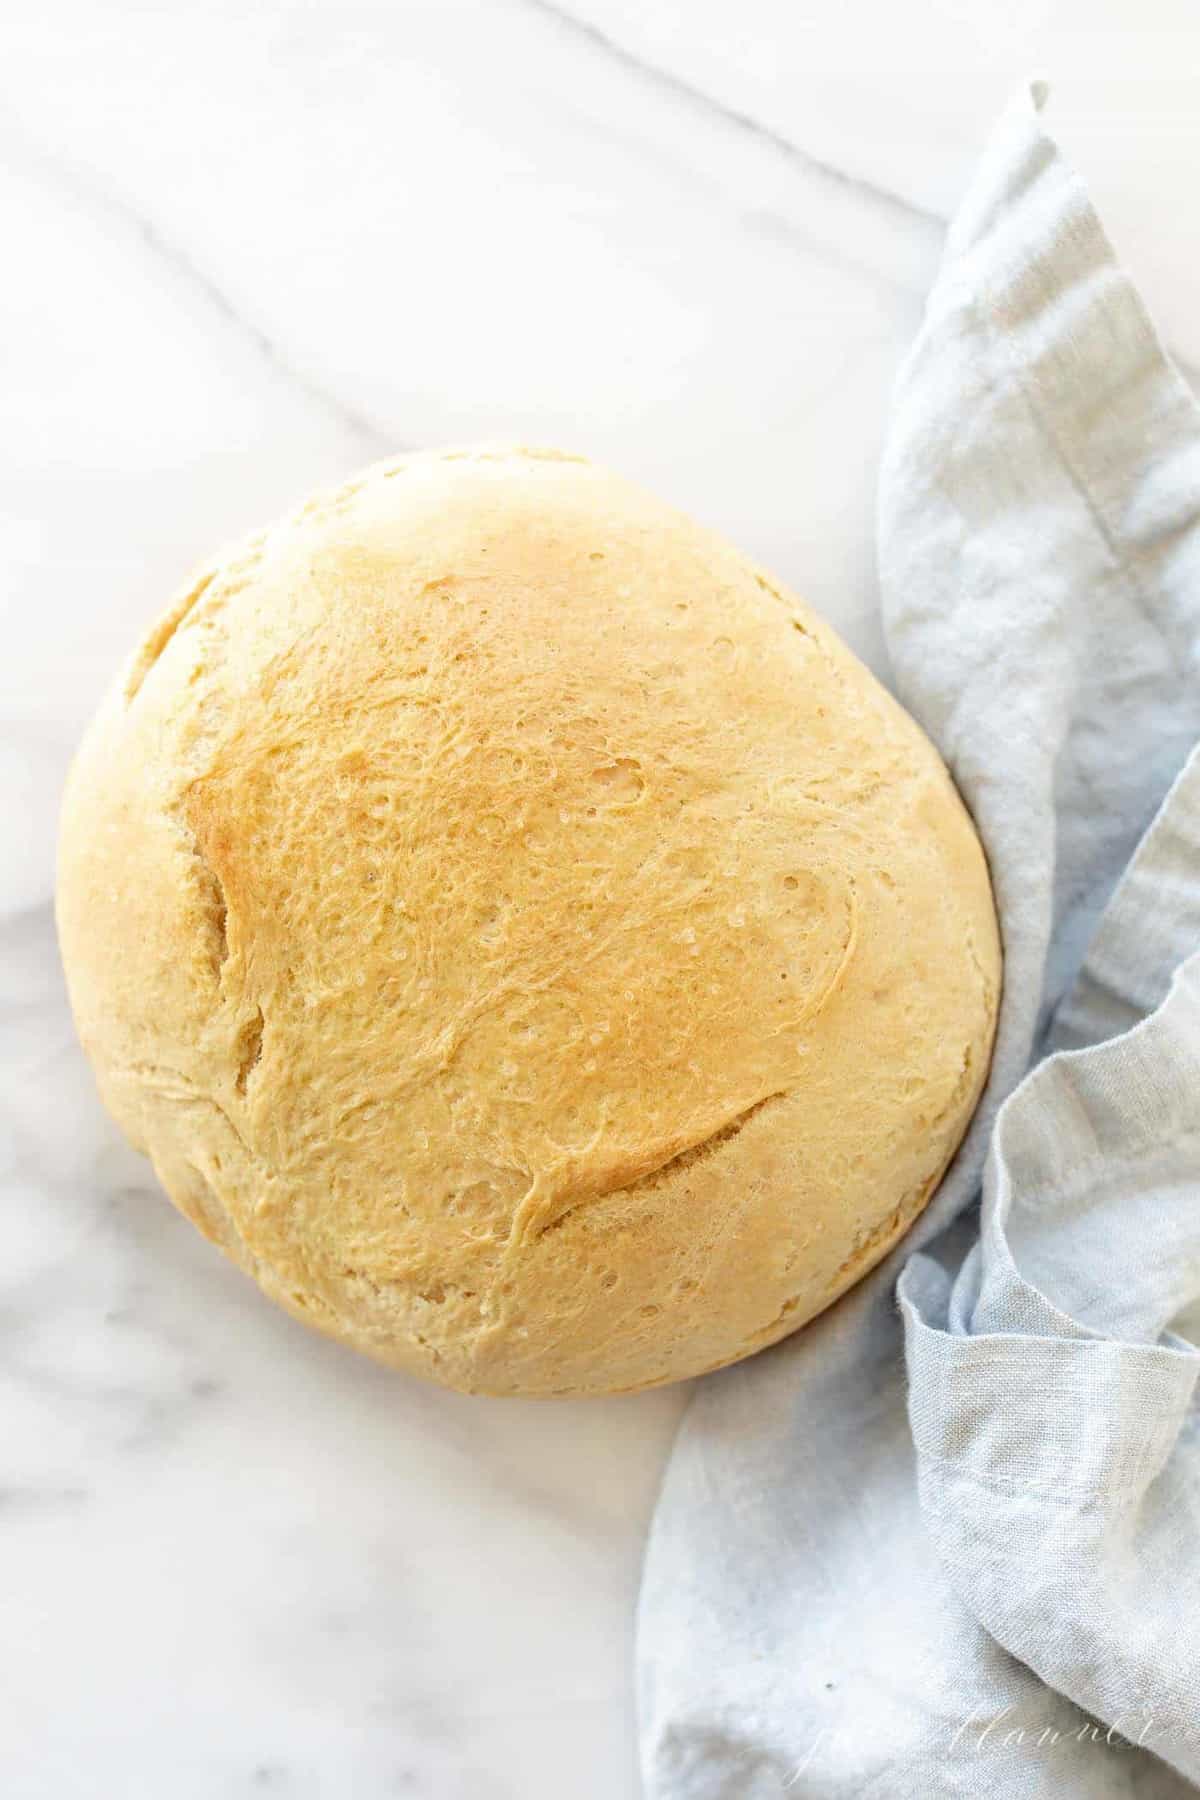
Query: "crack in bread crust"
532 1091 788 1244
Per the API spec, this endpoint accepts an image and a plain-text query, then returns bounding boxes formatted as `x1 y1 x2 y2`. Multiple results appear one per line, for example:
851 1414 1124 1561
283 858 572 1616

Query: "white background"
3 3 1199 1795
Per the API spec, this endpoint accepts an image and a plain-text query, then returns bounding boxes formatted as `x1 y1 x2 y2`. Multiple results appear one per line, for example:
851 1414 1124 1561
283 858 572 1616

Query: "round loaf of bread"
58 447 1000 1396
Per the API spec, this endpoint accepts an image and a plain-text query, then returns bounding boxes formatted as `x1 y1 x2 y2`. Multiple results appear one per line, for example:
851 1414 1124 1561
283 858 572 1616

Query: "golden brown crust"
57 447 1001 1396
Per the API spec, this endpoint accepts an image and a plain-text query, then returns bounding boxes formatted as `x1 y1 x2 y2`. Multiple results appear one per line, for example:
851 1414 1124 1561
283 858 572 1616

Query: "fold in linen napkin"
637 84 1200 1799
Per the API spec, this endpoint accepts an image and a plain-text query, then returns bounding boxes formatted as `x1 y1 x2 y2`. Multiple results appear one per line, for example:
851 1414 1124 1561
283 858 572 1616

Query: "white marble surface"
3 4 1200 1795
